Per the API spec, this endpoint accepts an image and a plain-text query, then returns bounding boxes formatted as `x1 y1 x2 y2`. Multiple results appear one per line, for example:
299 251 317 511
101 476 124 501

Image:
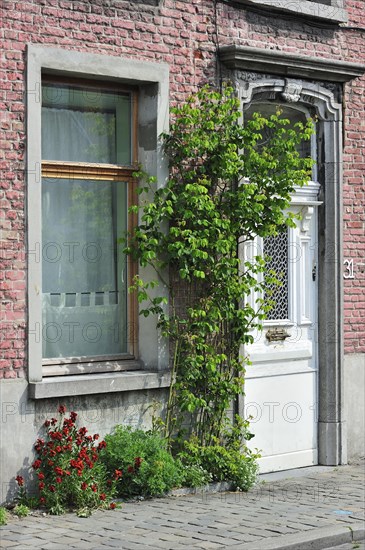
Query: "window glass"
41 80 134 362
42 177 128 359
42 84 131 164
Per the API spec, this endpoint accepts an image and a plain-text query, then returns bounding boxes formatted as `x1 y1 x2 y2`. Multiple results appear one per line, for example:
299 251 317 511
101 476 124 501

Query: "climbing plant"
125 85 313 450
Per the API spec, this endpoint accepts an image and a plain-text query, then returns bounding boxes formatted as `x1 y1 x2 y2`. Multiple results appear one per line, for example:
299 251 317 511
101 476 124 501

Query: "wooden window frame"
41 78 140 375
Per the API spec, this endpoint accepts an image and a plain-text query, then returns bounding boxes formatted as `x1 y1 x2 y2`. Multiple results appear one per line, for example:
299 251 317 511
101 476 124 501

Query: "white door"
243 183 320 473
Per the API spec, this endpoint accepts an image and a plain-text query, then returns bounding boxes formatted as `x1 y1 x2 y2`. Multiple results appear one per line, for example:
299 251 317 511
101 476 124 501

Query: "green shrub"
177 419 260 491
178 437 259 491
0 507 7 526
180 464 211 488
13 504 29 518
100 426 183 498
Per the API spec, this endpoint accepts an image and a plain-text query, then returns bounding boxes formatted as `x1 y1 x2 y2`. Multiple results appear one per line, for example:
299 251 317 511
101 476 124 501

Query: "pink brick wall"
0 0 364 378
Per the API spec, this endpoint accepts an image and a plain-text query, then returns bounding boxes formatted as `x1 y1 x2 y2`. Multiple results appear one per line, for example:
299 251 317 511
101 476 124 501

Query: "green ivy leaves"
125 84 314 449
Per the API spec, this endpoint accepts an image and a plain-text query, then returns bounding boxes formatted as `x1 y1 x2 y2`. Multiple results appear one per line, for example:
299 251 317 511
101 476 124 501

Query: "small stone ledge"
29 370 171 399
219 45 365 82
232 0 348 24
168 481 235 497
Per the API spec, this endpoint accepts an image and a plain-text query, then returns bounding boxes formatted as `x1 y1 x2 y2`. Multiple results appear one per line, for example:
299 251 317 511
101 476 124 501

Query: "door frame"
236 76 345 466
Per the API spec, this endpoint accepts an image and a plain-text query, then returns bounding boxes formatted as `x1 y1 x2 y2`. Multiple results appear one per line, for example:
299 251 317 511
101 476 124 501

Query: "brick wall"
0 0 364 378
342 1 365 354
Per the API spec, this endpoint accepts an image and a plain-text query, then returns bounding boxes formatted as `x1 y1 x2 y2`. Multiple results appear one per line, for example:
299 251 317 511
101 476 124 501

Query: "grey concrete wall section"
345 354 365 460
0 378 168 504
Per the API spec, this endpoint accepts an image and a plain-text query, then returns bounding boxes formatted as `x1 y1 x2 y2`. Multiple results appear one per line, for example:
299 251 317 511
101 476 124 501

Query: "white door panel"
245 372 317 456
243 183 320 473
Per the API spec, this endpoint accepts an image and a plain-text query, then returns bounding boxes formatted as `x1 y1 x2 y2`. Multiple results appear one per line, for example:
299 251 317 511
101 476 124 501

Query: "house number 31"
343 259 355 279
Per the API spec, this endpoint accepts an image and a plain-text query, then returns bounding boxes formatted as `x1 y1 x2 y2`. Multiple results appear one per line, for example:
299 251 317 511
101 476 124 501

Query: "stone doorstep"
234 523 365 550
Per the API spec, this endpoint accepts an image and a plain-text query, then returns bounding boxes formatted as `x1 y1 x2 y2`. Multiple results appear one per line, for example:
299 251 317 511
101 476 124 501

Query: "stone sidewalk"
0 462 364 550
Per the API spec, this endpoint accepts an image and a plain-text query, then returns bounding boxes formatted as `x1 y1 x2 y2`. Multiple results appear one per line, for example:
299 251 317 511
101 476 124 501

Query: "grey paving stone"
0 541 19 548
0 463 363 550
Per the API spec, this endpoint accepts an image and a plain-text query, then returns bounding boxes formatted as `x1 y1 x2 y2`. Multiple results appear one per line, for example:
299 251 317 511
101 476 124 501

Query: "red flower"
55 446 62 453
58 405 66 415
93 434 99 440
109 502 116 510
114 470 122 479
39 482 45 491
49 450 57 457
44 420 50 428
49 485 55 492
55 477 62 484
99 493 106 501
134 457 143 469
65 470 71 476
32 459 41 470
38 472 45 481
78 427 87 436
81 482 88 490
127 466 134 474
35 438 45 452
51 418 57 426
39 497 46 505
62 427 69 436
70 411 77 422
47 460 54 467
15 475 24 487
91 484 97 492
98 441 106 450
54 466 63 476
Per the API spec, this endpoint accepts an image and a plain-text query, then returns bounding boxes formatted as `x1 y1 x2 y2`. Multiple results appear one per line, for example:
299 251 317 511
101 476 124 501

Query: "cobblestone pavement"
1 462 364 550
324 543 365 550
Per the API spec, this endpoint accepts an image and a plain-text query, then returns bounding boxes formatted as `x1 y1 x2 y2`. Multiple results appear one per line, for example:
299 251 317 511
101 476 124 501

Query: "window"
234 0 347 23
41 78 138 366
27 46 170 392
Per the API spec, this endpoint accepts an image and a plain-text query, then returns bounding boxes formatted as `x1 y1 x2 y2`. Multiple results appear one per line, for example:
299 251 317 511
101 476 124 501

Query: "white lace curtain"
41 107 127 359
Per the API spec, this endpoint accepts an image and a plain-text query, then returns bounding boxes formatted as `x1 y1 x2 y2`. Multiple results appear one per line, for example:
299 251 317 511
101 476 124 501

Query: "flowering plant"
30 406 119 515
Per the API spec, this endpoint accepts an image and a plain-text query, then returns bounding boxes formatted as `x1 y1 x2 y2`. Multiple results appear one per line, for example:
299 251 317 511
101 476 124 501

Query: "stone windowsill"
29 370 171 399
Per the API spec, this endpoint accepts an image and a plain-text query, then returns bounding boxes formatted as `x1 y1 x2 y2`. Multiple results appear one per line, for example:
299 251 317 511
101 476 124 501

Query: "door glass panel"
264 229 289 321
244 103 312 159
